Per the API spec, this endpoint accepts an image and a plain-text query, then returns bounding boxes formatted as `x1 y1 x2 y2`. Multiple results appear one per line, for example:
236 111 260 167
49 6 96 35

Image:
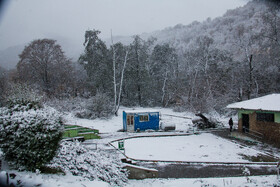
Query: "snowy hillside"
114 0 267 61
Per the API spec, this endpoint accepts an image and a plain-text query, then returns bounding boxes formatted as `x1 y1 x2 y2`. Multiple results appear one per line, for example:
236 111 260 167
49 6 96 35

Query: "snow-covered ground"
0 171 108 187
1 170 279 187
64 107 196 133
112 133 266 162
2 106 279 186
127 175 280 187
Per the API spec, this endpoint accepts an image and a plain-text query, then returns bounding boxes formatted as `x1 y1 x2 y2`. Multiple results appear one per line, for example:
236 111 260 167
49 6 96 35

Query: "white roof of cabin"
226 94 280 112
124 109 160 114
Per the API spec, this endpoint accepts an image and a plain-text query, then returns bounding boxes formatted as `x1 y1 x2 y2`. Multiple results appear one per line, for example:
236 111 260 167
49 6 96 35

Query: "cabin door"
126 115 134 132
242 114 249 133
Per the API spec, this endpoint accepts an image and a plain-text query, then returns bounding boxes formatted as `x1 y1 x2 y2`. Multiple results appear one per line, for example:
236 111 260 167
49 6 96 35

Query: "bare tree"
17 39 74 97
234 24 257 100
150 43 178 107
115 50 129 115
111 31 130 115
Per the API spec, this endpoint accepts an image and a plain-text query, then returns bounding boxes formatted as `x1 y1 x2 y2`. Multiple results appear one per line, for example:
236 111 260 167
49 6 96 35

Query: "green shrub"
0 101 64 171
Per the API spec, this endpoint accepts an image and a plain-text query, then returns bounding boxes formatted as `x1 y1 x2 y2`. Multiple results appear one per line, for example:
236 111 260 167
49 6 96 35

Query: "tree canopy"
17 39 74 97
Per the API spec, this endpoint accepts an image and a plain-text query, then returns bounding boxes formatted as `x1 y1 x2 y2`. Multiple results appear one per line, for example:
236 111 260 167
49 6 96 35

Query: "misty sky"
0 0 248 50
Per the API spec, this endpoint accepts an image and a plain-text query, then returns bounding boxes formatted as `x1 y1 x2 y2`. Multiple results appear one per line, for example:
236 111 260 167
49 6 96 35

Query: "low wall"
138 162 277 178
124 163 158 179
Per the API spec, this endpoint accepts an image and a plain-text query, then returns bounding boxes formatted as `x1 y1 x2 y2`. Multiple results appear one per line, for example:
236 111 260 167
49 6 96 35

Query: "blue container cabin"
123 111 160 132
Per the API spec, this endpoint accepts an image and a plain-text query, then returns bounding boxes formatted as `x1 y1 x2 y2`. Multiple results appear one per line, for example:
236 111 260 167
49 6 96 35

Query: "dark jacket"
229 118 233 126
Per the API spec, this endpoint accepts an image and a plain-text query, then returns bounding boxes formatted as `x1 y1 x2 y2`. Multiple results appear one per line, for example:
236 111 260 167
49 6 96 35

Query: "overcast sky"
0 0 248 50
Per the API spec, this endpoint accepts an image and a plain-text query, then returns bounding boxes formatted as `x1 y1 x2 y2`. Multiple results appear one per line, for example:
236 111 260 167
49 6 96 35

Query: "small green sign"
118 141 124 150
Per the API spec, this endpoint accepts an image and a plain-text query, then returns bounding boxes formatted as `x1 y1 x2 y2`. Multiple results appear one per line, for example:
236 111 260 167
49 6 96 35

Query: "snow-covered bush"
4 83 43 106
50 141 128 186
75 92 113 119
0 101 64 171
46 94 114 120
46 97 86 113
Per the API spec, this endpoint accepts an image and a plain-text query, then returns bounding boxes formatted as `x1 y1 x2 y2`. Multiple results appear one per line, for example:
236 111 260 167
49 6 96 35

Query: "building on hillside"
123 111 160 132
227 94 280 144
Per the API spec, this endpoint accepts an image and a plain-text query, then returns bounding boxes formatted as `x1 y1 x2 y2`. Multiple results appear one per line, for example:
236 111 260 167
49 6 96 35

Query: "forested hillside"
0 0 279 115
114 0 280 112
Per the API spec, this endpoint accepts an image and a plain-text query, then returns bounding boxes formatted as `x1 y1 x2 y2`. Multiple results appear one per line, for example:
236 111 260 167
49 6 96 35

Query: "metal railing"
243 127 263 140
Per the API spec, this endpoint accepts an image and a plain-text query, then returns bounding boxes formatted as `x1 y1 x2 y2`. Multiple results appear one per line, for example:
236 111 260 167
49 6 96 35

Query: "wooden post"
277 161 280 179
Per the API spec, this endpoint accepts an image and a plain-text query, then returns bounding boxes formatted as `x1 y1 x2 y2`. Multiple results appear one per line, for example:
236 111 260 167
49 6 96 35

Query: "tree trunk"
135 47 141 106
111 30 118 115
115 50 129 116
161 71 168 106
112 46 117 113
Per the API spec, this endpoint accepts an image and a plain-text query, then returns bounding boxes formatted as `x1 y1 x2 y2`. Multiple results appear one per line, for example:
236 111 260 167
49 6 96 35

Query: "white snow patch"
0 171 109 187
127 175 279 187
64 112 122 133
113 133 264 162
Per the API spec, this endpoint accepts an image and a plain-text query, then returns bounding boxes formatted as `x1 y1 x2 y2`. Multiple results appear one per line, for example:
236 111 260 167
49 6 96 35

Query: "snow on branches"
50 141 128 186
0 102 64 171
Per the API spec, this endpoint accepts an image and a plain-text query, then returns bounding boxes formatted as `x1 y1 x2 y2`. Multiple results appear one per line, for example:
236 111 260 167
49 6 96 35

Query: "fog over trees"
0 0 279 115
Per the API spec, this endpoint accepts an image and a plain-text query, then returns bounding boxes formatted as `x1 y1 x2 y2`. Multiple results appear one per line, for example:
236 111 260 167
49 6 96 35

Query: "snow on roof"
226 94 280 112
124 109 160 114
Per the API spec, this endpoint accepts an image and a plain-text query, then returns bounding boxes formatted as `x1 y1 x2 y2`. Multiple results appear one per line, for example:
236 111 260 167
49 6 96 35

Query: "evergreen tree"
79 30 112 95
124 36 153 106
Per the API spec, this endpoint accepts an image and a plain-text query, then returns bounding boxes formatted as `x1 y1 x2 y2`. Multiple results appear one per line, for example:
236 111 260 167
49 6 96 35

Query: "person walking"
229 117 233 132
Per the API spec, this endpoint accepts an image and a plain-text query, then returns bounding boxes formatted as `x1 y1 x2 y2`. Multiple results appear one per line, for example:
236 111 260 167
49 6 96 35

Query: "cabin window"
256 113 274 122
139 114 149 122
127 115 134 125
